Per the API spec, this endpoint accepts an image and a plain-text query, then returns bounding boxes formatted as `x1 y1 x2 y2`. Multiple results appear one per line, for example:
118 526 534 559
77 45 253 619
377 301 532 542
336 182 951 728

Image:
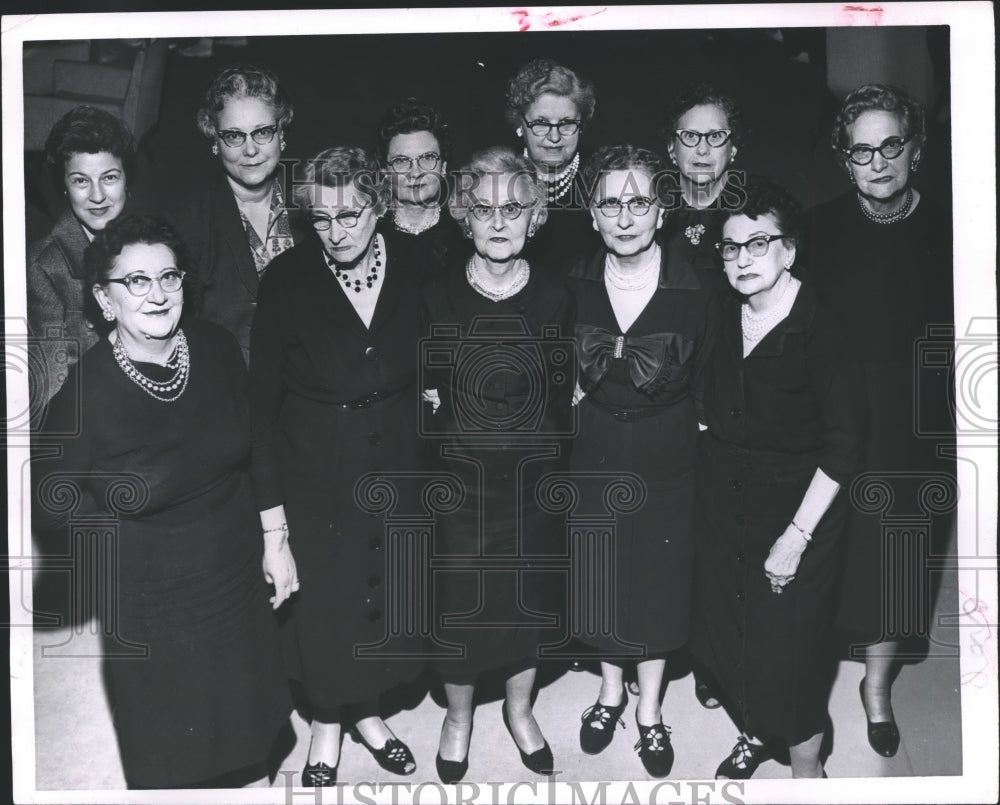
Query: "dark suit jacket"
166 171 307 364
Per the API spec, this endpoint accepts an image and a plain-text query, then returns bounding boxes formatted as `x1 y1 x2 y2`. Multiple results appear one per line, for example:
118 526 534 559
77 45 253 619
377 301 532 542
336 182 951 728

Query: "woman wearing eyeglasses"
374 98 462 282
506 59 599 276
567 145 718 779
33 214 294 788
421 146 573 783
691 177 864 779
168 64 307 365
659 84 746 300
249 147 423 786
804 84 954 760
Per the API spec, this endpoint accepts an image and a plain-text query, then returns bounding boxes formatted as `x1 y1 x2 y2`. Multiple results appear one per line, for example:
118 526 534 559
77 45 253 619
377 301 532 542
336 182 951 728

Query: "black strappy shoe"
579 685 628 755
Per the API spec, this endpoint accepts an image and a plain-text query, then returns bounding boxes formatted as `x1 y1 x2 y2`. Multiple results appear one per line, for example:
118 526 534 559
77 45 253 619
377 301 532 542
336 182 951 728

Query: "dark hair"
43 105 137 188
505 59 597 129
375 98 451 164
660 83 746 148
722 175 802 246
582 145 666 204
85 213 189 286
196 63 294 139
831 83 926 158
292 146 392 217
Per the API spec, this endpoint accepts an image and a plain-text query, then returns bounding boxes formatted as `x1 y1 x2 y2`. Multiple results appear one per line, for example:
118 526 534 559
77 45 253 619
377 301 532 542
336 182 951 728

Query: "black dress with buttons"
421 263 576 677
567 241 718 656
689 283 865 745
250 236 425 715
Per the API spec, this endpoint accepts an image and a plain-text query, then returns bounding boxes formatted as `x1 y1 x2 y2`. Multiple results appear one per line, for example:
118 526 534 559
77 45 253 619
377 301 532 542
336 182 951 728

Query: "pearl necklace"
528 151 580 203
466 256 529 301
393 205 440 235
604 244 661 291
328 235 382 292
857 187 913 224
741 272 793 343
113 329 190 402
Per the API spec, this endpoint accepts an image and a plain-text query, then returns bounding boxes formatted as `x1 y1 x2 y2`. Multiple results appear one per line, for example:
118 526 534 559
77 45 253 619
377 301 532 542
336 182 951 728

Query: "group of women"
28 54 952 788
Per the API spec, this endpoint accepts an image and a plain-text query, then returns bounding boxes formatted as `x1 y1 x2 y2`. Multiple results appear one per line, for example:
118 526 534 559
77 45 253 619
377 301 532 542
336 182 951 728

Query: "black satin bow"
575 325 668 391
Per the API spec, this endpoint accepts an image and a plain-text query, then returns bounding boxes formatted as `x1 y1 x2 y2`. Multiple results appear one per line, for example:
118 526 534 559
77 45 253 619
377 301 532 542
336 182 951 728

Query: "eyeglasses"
310 206 371 230
468 201 532 222
523 117 581 137
674 129 733 148
386 152 441 173
715 234 785 261
594 197 656 217
217 123 279 149
106 269 185 296
843 135 912 166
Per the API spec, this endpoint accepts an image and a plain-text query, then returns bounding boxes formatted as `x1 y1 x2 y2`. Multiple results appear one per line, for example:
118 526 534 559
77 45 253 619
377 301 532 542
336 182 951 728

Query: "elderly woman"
374 98 461 281
660 84 745 299
805 84 954 759
250 147 423 786
168 63 306 364
568 145 717 779
32 214 294 788
422 146 573 784
691 177 865 779
28 106 135 413
505 58 598 275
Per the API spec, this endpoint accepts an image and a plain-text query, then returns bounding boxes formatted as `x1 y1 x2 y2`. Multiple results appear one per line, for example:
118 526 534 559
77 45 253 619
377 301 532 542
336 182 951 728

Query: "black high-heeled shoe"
859 678 900 757
502 702 554 775
436 752 469 785
302 759 338 787
349 727 416 775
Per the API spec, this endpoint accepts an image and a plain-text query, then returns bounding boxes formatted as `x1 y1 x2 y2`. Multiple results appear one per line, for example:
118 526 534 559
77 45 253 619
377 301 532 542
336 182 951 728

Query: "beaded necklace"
604 244 661 292
466 256 529 301
857 187 913 225
741 272 794 343
393 205 440 235
113 329 190 402
527 151 580 203
327 235 383 293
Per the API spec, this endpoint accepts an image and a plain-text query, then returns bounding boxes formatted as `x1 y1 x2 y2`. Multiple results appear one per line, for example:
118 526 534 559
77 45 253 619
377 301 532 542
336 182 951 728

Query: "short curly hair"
85 213 189 287
43 105 136 188
504 59 597 129
582 145 666 205
722 175 802 247
374 98 451 164
831 83 926 158
448 146 548 229
660 83 746 149
292 146 392 217
196 63 294 139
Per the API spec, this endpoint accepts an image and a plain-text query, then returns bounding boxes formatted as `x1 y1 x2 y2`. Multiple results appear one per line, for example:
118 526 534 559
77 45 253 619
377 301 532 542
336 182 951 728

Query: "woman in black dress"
568 145 717 779
660 83 745 301
374 98 461 282
33 214 293 788
505 58 599 276
250 147 422 786
692 178 865 779
423 146 573 783
168 64 306 364
805 84 954 759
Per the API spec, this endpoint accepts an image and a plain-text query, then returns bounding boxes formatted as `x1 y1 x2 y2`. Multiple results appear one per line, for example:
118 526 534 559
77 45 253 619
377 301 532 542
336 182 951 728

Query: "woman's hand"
263 533 299 610
422 388 441 413
764 525 809 594
572 381 586 407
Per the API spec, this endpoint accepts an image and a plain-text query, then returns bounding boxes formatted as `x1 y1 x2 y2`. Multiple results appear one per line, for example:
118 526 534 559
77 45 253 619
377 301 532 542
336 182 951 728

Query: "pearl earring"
102 308 116 322
910 156 921 173
212 143 219 156
516 127 523 138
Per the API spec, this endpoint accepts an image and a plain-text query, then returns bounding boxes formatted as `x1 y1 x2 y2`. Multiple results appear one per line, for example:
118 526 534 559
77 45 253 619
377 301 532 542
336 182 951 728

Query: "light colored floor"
28 556 962 791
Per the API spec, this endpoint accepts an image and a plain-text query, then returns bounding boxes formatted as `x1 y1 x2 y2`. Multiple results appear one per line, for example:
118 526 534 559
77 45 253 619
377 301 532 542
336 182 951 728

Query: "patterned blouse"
239 180 294 276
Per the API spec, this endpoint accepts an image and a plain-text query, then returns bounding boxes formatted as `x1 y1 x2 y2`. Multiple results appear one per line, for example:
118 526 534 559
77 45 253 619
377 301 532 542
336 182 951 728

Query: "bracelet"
791 520 813 542
263 523 289 535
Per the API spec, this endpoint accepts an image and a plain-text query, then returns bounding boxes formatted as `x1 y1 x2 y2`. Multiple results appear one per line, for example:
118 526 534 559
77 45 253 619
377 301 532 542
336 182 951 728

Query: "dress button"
736 591 746 601
85 321 95 330
367 431 382 446
730 407 742 419
364 346 379 361
368 610 382 622
367 576 381 588
731 480 743 492
363 596 373 606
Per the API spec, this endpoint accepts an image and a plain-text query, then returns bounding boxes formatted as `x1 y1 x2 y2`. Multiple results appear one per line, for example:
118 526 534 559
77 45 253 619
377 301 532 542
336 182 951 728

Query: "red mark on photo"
842 5 885 25
512 7 607 32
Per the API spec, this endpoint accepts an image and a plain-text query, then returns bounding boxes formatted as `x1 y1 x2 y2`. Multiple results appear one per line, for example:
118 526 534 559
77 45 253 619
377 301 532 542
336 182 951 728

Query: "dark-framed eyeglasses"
594 196 656 218
105 269 186 296
523 117 581 137
843 135 912 166
217 123 279 149
387 152 441 173
468 201 532 222
310 206 371 230
675 129 733 148
715 234 785 261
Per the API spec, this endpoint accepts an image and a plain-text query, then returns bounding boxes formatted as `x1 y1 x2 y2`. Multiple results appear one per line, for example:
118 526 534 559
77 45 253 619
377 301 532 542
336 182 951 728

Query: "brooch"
684 223 706 245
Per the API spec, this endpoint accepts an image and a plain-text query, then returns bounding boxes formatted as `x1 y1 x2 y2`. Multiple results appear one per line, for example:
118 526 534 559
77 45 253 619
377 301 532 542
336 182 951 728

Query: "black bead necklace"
333 236 382 292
